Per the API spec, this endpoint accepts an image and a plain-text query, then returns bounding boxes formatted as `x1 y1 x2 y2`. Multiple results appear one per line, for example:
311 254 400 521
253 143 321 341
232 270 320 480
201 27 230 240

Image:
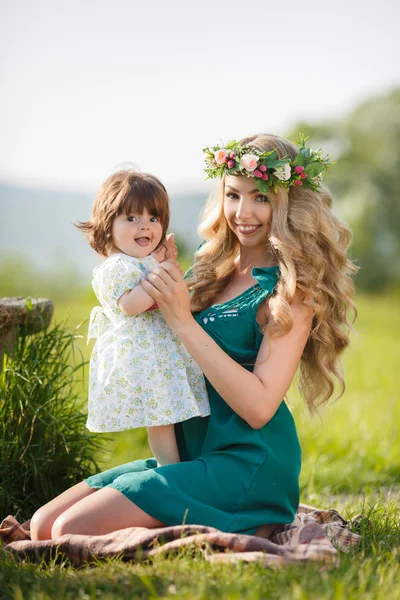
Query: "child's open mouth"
135 237 151 247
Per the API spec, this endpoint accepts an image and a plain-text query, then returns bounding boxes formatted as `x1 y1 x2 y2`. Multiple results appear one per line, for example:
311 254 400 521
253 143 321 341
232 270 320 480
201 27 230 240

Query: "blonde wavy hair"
187 133 358 413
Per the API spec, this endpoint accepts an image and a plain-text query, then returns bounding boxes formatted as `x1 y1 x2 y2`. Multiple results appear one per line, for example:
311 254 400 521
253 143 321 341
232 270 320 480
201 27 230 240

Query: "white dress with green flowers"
86 253 210 432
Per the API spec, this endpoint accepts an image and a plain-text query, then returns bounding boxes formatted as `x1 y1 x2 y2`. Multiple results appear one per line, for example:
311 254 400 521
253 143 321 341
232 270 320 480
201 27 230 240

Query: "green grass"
0 507 399 600
0 291 399 599
295 294 400 502
0 320 106 520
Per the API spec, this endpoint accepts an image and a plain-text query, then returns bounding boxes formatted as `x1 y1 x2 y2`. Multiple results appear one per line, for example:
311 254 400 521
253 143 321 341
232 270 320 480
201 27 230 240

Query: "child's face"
110 208 163 259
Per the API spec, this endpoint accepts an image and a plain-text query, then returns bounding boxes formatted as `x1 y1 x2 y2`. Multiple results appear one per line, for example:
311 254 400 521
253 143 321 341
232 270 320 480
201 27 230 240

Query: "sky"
0 0 399 193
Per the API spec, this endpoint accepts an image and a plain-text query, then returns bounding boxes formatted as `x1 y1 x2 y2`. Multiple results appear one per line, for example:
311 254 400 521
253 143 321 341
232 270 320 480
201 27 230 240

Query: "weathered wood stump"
0 297 54 372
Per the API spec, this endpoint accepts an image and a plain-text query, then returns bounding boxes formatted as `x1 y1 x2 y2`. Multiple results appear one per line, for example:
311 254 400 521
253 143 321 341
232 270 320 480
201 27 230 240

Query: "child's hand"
152 234 178 263
164 234 178 261
152 245 167 263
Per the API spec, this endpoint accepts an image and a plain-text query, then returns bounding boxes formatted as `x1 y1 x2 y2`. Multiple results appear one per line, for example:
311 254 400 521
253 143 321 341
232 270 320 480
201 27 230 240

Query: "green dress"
85 266 302 534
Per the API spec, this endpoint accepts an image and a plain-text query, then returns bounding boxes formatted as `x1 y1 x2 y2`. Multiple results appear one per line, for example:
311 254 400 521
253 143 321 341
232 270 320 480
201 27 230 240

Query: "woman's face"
223 175 273 249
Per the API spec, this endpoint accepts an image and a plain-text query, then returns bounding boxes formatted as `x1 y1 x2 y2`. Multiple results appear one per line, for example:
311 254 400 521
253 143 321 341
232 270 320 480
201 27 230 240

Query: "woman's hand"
141 260 193 332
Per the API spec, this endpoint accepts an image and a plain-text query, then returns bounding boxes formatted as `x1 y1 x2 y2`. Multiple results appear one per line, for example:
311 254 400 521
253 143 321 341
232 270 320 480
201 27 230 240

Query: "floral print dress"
86 253 210 432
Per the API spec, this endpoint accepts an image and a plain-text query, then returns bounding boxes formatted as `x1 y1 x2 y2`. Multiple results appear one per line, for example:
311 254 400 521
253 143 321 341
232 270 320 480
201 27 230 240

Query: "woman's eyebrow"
226 186 261 194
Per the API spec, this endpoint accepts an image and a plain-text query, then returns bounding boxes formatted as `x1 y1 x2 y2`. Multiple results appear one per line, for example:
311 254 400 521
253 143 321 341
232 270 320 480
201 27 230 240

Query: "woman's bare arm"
142 262 313 429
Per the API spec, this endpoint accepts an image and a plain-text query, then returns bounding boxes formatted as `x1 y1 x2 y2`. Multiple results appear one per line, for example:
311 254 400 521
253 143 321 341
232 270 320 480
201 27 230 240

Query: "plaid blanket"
0 503 362 568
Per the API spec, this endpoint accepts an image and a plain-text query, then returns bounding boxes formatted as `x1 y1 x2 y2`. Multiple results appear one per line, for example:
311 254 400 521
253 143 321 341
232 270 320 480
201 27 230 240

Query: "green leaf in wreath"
260 150 278 161
265 158 286 168
254 178 271 193
305 162 325 177
292 153 305 166
300 147 312 160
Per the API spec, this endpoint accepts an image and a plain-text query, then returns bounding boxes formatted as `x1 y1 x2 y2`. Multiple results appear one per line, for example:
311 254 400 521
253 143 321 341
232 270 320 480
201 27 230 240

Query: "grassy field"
1 291 399 599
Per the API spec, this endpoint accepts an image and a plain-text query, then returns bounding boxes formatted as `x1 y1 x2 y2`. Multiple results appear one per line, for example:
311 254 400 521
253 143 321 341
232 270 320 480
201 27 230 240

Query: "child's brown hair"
77 170 170 256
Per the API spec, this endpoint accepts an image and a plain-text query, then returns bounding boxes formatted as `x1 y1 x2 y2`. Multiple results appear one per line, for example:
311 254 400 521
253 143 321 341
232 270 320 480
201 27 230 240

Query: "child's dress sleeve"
88 256 147 340
100 256 146 308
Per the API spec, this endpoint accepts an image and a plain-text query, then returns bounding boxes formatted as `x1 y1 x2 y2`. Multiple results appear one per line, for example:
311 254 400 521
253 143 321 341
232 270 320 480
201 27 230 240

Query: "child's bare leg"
147 424 180 466
30 481 97 541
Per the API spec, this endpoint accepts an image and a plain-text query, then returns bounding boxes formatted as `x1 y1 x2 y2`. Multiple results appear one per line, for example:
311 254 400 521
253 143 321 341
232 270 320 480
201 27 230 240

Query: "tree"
289 88 400 291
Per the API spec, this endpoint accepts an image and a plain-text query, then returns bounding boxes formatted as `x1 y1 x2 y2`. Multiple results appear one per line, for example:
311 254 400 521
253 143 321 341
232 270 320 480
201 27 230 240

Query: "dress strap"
249 266 280 314
251 266 280 294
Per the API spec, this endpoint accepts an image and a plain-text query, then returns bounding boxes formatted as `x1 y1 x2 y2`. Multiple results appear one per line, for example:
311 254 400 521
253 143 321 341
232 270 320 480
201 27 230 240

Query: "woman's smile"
235 223 262 235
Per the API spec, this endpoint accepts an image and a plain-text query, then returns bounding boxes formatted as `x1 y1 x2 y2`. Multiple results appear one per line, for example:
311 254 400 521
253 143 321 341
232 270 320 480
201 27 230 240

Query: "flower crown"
203 134 331 194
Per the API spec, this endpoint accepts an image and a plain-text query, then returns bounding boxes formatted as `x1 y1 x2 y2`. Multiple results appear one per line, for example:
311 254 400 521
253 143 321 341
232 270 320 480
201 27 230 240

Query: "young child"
77 169 210 466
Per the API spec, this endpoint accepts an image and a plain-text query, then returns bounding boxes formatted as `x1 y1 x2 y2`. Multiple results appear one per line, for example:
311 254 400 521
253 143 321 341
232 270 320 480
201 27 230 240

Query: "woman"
31 133 357 541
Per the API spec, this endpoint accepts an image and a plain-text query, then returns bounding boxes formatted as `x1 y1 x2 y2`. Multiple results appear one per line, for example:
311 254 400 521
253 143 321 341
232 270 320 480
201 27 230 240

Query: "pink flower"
300 172 307 179
240 154 259 172
214 149 228 165
229 152 236 159
259 164 267 172
227 160 235 169
262 173 268 180
254 170 262 178
294 179 303 186
294 166 305 173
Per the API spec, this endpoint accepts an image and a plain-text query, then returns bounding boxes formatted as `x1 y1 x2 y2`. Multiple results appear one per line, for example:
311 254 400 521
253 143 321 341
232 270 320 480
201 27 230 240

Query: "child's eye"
127 216 138 222
255 194 269 203
150 217 159 223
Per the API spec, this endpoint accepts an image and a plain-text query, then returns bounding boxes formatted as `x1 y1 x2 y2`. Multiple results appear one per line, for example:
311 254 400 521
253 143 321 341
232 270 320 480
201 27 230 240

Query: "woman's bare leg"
30 481 97 541
147 424 180 466
51 487 164 538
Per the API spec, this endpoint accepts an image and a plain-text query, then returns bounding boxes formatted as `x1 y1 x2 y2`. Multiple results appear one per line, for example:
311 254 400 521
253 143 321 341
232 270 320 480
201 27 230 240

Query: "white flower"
240 154 258 172
274 163 291 181
313 173 323 185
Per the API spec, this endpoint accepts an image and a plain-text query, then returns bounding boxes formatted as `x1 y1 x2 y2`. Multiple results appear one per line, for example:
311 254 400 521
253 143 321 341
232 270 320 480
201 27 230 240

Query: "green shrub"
0 322 106 521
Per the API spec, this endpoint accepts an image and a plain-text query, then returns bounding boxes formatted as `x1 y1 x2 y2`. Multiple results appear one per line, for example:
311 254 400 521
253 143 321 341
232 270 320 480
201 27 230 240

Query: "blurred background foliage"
290 87 400 292
0 236 192 304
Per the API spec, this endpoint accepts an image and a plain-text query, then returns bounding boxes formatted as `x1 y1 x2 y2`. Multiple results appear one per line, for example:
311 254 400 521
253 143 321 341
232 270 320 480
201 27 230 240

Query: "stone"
0 297 54 370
